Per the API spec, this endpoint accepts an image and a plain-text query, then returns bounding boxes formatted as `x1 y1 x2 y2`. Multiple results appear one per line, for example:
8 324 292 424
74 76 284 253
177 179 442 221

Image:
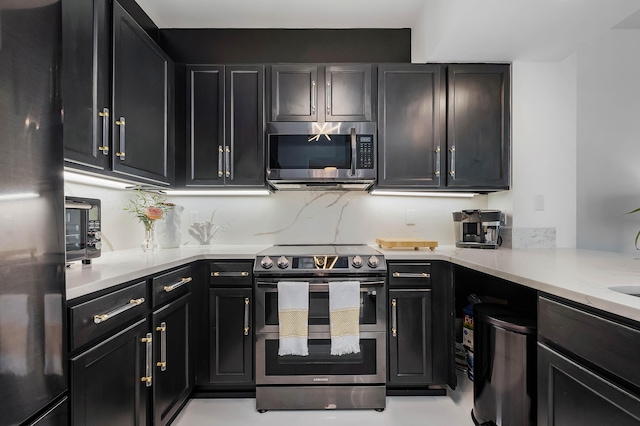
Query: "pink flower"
145 206 164 221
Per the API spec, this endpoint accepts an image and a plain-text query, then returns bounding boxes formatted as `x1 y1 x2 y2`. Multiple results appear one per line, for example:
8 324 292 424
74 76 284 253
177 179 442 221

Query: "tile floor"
172 371 475 426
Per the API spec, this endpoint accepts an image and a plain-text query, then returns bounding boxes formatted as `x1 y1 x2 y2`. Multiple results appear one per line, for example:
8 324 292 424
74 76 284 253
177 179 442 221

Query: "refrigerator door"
0 1 66 425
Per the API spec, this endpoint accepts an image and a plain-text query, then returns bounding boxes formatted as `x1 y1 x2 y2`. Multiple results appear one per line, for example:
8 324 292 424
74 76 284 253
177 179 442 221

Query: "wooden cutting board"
376 238 438 251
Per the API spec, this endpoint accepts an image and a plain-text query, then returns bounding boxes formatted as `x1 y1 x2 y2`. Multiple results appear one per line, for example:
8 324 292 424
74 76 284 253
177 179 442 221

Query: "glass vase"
141 223 157 252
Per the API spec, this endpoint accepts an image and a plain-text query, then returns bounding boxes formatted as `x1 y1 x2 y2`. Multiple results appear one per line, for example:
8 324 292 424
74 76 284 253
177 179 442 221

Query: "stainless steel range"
253 245 387 412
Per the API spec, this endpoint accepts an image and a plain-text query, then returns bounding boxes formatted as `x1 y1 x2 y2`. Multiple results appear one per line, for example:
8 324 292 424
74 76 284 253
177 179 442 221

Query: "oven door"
254 278 386 334
256 330 386 385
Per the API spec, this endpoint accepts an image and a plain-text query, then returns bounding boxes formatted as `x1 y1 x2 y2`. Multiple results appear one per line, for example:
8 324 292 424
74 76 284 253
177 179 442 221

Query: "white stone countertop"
379 245 640 322
65 245 270 300
66 244 640 323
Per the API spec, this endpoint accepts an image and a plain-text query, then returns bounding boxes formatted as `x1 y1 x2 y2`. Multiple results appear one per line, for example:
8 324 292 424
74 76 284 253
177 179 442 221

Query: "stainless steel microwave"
266 122 376 190
65 196 101 264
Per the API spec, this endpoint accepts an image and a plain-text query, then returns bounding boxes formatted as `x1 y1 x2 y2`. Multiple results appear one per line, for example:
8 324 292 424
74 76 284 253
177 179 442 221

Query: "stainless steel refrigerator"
0 1 67 425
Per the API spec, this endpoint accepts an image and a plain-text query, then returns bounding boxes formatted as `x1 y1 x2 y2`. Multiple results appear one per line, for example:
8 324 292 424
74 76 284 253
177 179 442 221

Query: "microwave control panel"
357 135 374 169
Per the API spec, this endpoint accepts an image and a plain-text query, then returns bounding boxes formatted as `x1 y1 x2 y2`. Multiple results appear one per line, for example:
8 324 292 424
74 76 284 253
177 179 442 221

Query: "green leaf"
636 230 640 250
626 207 640 215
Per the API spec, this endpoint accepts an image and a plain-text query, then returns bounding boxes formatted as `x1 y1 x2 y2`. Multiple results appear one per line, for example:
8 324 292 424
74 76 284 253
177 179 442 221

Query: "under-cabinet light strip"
369 190 477 198
165 190 271 196
63 170 132 189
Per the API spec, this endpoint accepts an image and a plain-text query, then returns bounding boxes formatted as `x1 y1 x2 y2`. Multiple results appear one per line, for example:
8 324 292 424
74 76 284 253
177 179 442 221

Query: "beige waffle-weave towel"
329 281 360 355
278 281 309 356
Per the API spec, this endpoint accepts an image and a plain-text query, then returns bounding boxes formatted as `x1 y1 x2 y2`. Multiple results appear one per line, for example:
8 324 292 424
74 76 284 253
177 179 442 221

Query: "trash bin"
471 304 537 426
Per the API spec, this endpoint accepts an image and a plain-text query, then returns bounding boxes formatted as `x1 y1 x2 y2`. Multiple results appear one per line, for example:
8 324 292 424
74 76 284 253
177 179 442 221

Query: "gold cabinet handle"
212 271 249 277
141 333 152 386
243 298 250 336
98 107 109 155
391 299 397 337
115 116 126 160
449 145 455 177
163 277 192 292
435 146 440 177
218 145 223 177
156 322 167 371
93 298 145 324
392 272 430 279
225 146 231 178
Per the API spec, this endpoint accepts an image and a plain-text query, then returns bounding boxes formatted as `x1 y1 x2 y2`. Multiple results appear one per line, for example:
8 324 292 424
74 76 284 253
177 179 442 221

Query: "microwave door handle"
65 202 93 210
350 127 357 176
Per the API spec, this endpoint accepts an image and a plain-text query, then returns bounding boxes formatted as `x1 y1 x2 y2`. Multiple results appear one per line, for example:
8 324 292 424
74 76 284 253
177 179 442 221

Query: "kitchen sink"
608 286 640 298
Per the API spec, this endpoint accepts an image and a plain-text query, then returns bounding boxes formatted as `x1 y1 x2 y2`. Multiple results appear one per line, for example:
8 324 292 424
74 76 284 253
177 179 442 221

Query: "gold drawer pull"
93 298 145 324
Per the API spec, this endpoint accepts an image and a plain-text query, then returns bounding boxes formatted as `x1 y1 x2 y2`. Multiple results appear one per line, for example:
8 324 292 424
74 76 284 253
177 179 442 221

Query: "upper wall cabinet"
270 64 372 122
446 64 510 190
62 0 174 186
186 65 265 188
377 64 444 188
112 2 174 185
62 0 111 171
376 63 510 192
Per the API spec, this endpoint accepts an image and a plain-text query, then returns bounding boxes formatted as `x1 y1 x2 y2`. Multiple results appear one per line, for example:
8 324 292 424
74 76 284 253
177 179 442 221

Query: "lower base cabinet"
388 289 433 384
538 296 640 425
209 288 253 385
152 294 192 426
387 261 455 391
70 319 149 426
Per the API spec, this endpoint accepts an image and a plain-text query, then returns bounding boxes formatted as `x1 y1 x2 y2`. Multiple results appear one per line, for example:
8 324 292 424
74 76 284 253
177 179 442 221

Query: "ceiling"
136 0 640 62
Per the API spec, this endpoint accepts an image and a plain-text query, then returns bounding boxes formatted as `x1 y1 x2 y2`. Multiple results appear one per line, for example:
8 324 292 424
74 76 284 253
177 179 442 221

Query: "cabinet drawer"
152 265 192 308
388 262 431 288
70 281 147 351
538 296 640 389
209 261 253 286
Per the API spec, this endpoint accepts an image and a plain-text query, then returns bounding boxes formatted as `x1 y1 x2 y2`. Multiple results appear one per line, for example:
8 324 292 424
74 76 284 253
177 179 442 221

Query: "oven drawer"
388 262 431 288
152 265 192 308
209 261 253 286
69 281 147 351
255 331 386 386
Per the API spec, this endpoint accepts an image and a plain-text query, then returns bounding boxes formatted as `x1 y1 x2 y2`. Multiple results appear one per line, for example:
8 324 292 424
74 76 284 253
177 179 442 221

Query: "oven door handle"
256 280 385 289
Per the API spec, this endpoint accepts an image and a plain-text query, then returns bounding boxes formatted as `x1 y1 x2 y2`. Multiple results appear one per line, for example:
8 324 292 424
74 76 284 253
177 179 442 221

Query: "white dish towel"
329 281 361 356
278 281 309 356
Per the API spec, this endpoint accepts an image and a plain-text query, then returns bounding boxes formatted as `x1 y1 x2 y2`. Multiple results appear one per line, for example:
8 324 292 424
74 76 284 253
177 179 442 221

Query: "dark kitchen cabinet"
388 289 433 384
271 64 372 122
446 64 510 190
186 65 265 187
62 0 111 171
112 2 174 186
387 262 455 392
208 262 254 387
70 319 149 426
152 293 192 426
63 0 174 186
538 296 640 425
377 64 444 188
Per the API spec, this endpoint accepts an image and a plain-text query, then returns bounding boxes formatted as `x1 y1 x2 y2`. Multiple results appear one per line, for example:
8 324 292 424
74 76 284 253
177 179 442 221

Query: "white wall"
576 29 640 253
66 182 488 251
490 57 577 248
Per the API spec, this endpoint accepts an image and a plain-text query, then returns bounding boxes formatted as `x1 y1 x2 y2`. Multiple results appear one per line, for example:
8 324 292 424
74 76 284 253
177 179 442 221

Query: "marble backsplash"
64 182 490 251
500 227 557 249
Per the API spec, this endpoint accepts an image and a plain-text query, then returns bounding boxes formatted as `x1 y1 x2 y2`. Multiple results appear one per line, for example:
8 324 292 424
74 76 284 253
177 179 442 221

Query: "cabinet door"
186 65 225 186
225 66 265 187
325 64 372 122
446 64 510 189
28 397 68 426
377 64 443 188
388 289 433 385
62 0 110 170
112 1 173 186
70 319 148 426
209 288 253 385
271 64 318 121
538 343 640 425
153 294 192 426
